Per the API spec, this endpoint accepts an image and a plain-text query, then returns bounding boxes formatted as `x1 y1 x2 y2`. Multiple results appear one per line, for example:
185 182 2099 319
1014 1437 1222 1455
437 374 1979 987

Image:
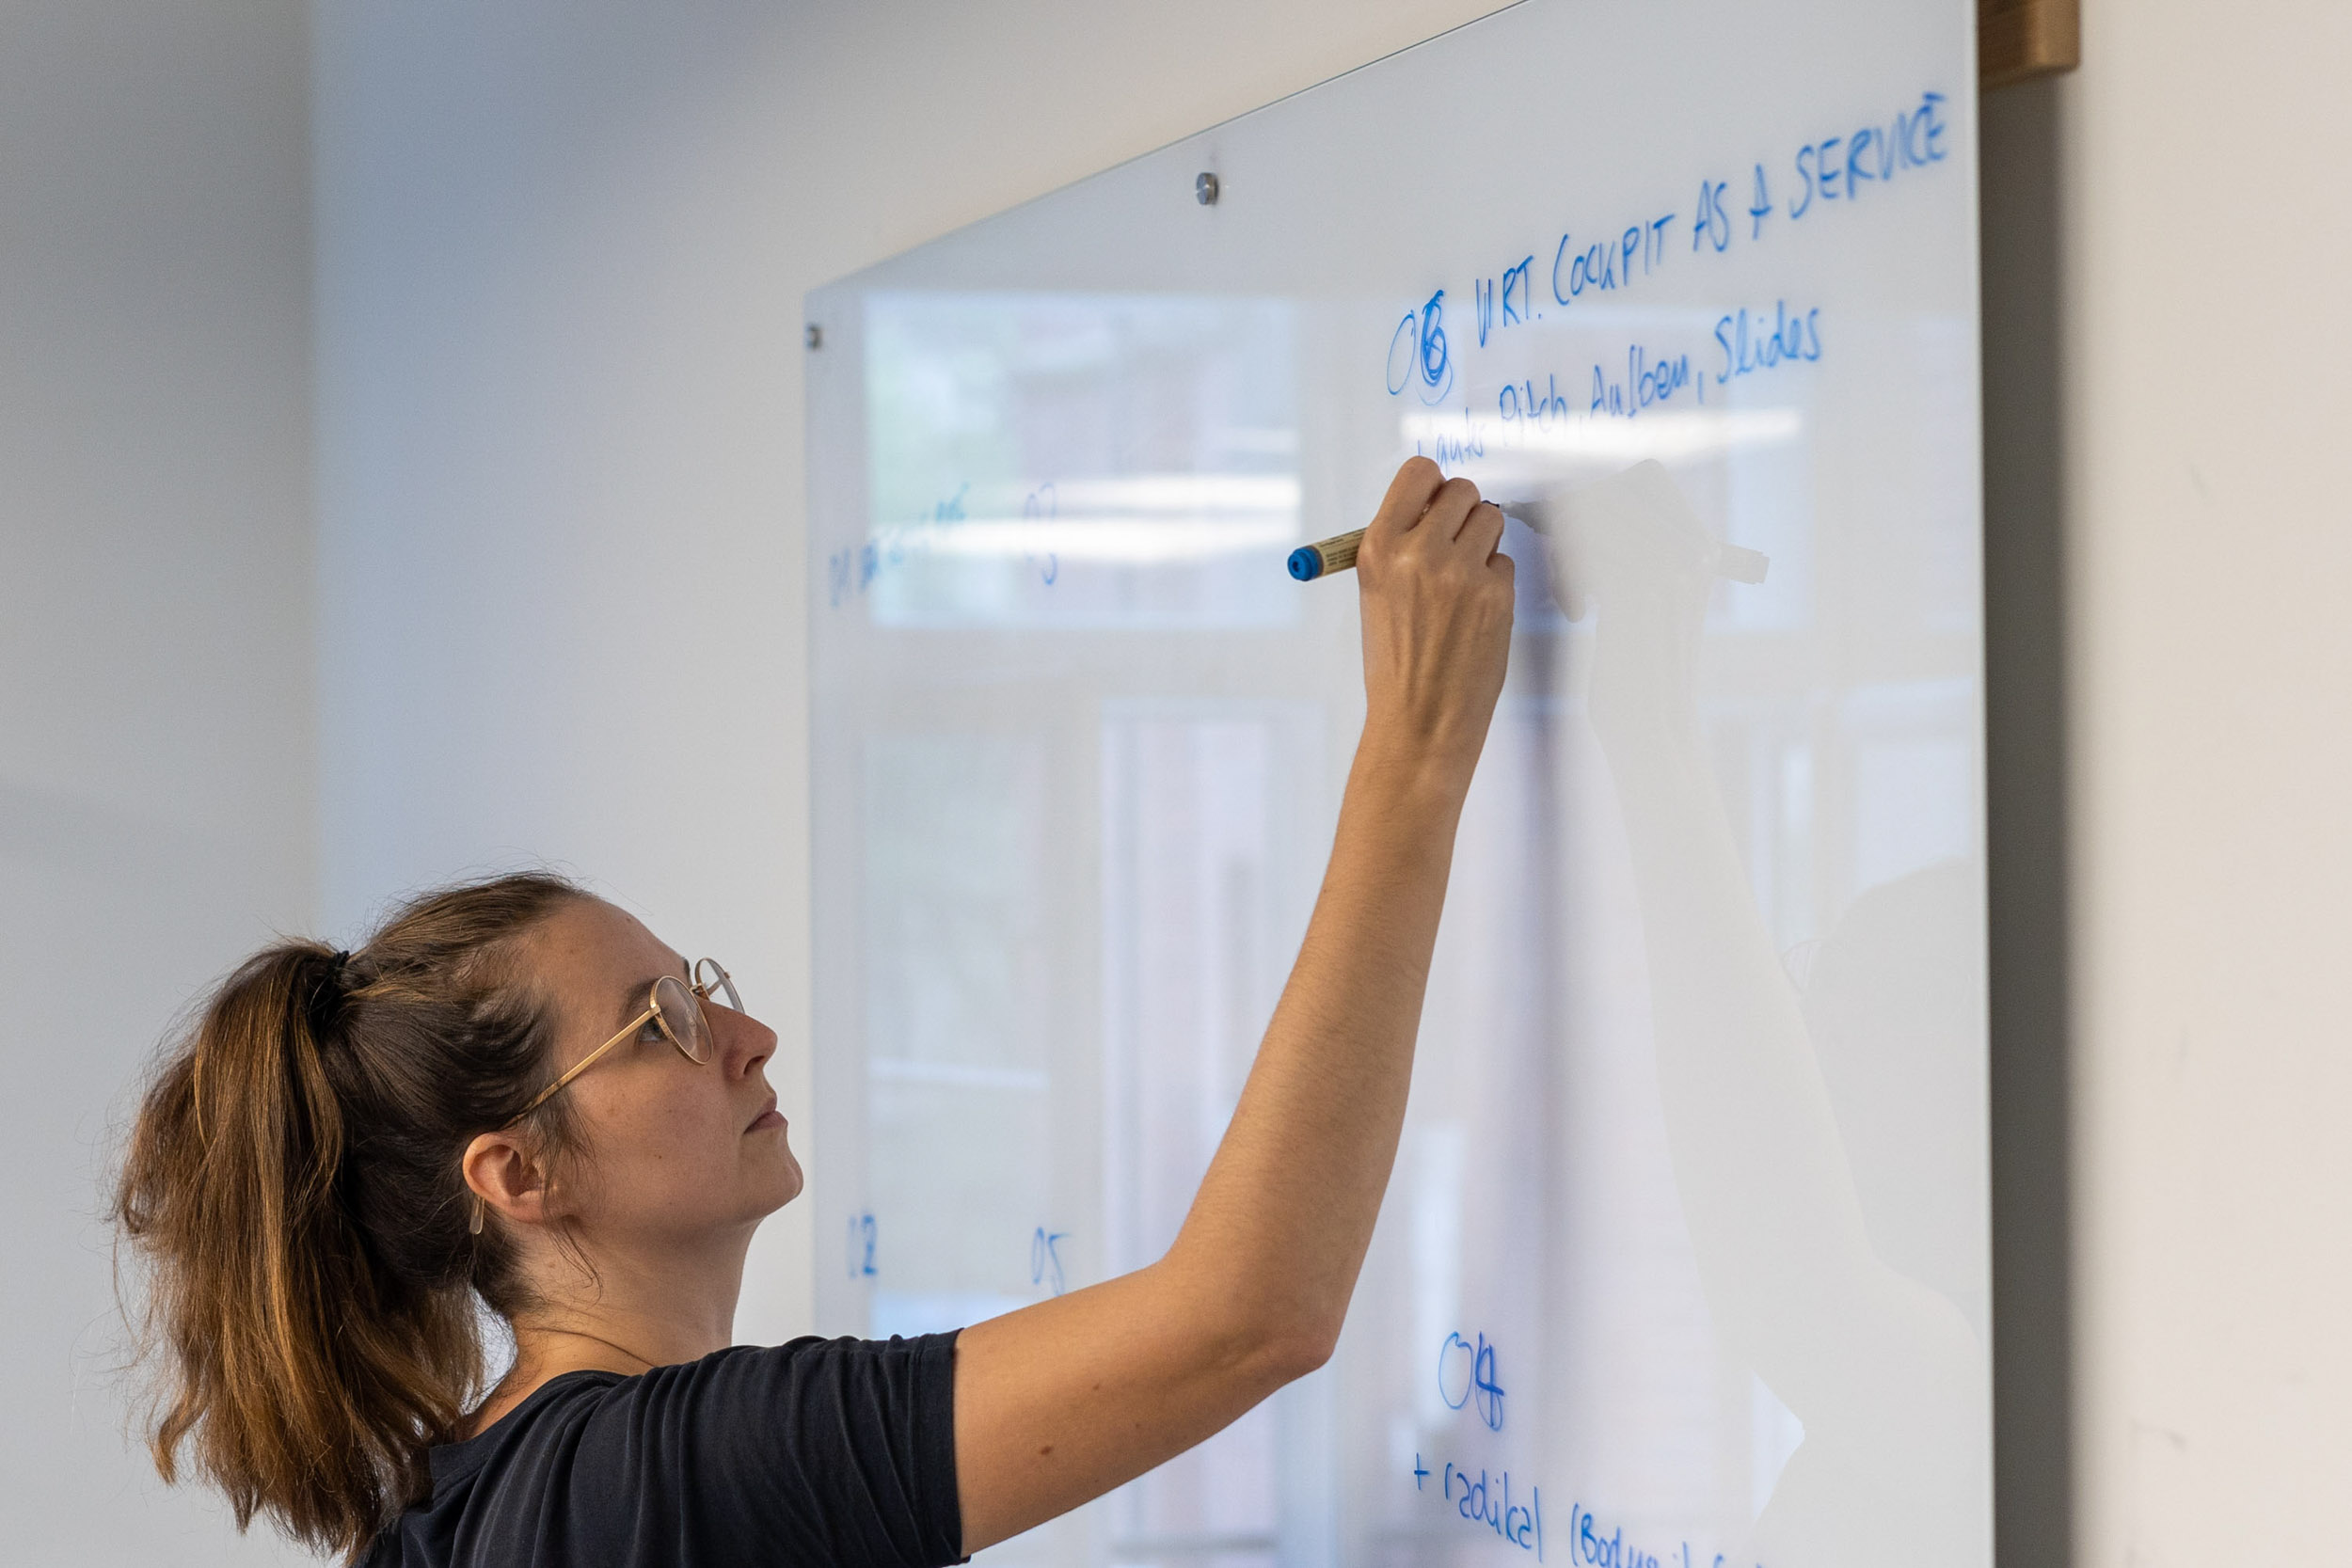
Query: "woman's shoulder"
575 1331 962 1432
444 1368 628 1475
368 1335 964 1568
363 1371 625 1567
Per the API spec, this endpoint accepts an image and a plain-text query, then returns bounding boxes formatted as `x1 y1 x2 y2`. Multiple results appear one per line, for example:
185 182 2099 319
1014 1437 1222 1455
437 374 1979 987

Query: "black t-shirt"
364 1332 964 1568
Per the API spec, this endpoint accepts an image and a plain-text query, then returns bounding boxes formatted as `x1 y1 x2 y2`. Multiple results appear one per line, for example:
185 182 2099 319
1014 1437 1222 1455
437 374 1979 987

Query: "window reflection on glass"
865 733 1053 1338
864 294 1302 629
1101 709 1303 1564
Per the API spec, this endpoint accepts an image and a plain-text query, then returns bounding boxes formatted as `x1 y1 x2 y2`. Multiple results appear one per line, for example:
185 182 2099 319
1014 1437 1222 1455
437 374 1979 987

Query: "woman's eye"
636 1017 666 1045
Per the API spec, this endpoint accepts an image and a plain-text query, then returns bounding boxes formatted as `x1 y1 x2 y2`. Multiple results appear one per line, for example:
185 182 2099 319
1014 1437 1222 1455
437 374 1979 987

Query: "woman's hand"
1353 456 1517 787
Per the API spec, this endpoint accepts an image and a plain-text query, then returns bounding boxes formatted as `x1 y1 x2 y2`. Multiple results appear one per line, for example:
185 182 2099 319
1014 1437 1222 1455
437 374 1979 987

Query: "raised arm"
952 457 1514 1553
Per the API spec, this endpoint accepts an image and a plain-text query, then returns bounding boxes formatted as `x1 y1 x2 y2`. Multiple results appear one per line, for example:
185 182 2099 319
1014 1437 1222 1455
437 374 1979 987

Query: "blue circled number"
1438 1331 1506 1432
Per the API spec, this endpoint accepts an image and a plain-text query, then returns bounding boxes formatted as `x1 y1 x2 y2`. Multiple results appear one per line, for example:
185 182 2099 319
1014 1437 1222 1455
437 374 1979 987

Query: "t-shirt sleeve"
566 1332 964 1568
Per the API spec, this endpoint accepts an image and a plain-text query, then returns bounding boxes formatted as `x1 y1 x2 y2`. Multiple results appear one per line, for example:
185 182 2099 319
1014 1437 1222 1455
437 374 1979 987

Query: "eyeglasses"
520 958 740 1116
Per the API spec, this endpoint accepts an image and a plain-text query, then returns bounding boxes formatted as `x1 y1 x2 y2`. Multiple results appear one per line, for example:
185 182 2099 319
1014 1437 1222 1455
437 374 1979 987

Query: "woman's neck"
543 1220 750 1350
466 1229 752 1437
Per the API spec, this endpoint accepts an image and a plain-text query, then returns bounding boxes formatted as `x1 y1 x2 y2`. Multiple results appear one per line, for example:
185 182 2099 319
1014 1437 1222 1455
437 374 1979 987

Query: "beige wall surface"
0 2 315 1562
2058 0 2352 1560
310 0 1507 1352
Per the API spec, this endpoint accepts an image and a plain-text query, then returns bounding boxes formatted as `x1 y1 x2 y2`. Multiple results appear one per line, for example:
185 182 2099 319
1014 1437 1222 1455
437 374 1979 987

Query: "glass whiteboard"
806 3 1988 1564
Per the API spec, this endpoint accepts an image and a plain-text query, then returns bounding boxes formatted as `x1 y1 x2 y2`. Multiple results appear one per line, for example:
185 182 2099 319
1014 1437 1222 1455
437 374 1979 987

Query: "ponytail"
114 873 584 1560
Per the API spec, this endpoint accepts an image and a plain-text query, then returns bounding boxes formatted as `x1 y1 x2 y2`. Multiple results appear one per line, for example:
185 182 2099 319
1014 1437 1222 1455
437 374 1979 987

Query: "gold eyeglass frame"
518 958 740 1117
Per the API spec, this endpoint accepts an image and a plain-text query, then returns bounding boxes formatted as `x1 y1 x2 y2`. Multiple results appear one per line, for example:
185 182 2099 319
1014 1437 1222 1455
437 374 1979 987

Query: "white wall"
310 0 1506 1345
0 3 314 1562
2058 1 2352 1560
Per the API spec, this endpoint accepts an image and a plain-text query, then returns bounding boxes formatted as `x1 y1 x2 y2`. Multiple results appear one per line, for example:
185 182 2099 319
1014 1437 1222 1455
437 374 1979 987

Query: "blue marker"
1287 531 1364 580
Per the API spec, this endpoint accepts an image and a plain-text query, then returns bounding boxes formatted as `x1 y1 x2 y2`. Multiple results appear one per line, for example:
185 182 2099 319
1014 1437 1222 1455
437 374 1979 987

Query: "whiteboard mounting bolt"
1196 172 1218 206
805 323 822 350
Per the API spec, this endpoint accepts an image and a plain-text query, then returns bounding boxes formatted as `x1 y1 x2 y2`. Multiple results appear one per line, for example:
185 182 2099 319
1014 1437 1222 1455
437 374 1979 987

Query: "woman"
115 457 1513 1566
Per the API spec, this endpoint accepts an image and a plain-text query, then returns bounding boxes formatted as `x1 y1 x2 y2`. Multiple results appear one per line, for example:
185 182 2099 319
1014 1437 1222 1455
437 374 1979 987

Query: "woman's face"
518 897 802 1247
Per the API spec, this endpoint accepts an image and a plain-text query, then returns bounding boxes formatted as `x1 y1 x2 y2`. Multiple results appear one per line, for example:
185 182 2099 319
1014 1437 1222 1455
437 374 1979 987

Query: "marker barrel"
1287 529 1364 581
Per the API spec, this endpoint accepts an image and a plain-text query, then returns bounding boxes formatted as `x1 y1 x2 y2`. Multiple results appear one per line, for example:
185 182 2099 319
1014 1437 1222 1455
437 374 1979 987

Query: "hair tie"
308 949 357 1039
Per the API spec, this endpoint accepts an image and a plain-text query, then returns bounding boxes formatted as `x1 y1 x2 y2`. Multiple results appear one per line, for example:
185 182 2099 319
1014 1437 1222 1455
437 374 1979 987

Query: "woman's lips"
747 1102 786 1133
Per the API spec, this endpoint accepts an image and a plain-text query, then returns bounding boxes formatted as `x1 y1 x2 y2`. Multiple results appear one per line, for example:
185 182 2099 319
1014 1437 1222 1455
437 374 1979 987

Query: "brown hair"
113 871 588 1560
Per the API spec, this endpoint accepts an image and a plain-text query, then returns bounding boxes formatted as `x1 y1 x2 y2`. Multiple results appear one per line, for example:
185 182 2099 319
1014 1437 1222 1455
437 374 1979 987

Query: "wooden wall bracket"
1980 0 2079 91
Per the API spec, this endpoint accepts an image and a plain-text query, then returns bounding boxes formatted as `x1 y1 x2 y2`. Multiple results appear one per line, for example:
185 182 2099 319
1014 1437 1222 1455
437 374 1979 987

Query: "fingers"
1459 499 1505 558
1367 460 1511 575
1418 476 1482 542
1368 456 1446 539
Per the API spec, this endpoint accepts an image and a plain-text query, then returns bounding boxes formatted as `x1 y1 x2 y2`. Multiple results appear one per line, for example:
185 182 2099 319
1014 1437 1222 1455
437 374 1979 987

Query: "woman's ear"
462 1131 553 1230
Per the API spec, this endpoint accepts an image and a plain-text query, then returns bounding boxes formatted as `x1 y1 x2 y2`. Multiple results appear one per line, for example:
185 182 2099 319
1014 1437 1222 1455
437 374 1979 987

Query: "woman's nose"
718 1005 775 1076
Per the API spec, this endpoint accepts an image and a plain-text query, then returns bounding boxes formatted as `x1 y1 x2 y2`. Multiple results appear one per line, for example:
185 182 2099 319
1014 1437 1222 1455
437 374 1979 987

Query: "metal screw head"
805 323 823 350
1196 171 1219 206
